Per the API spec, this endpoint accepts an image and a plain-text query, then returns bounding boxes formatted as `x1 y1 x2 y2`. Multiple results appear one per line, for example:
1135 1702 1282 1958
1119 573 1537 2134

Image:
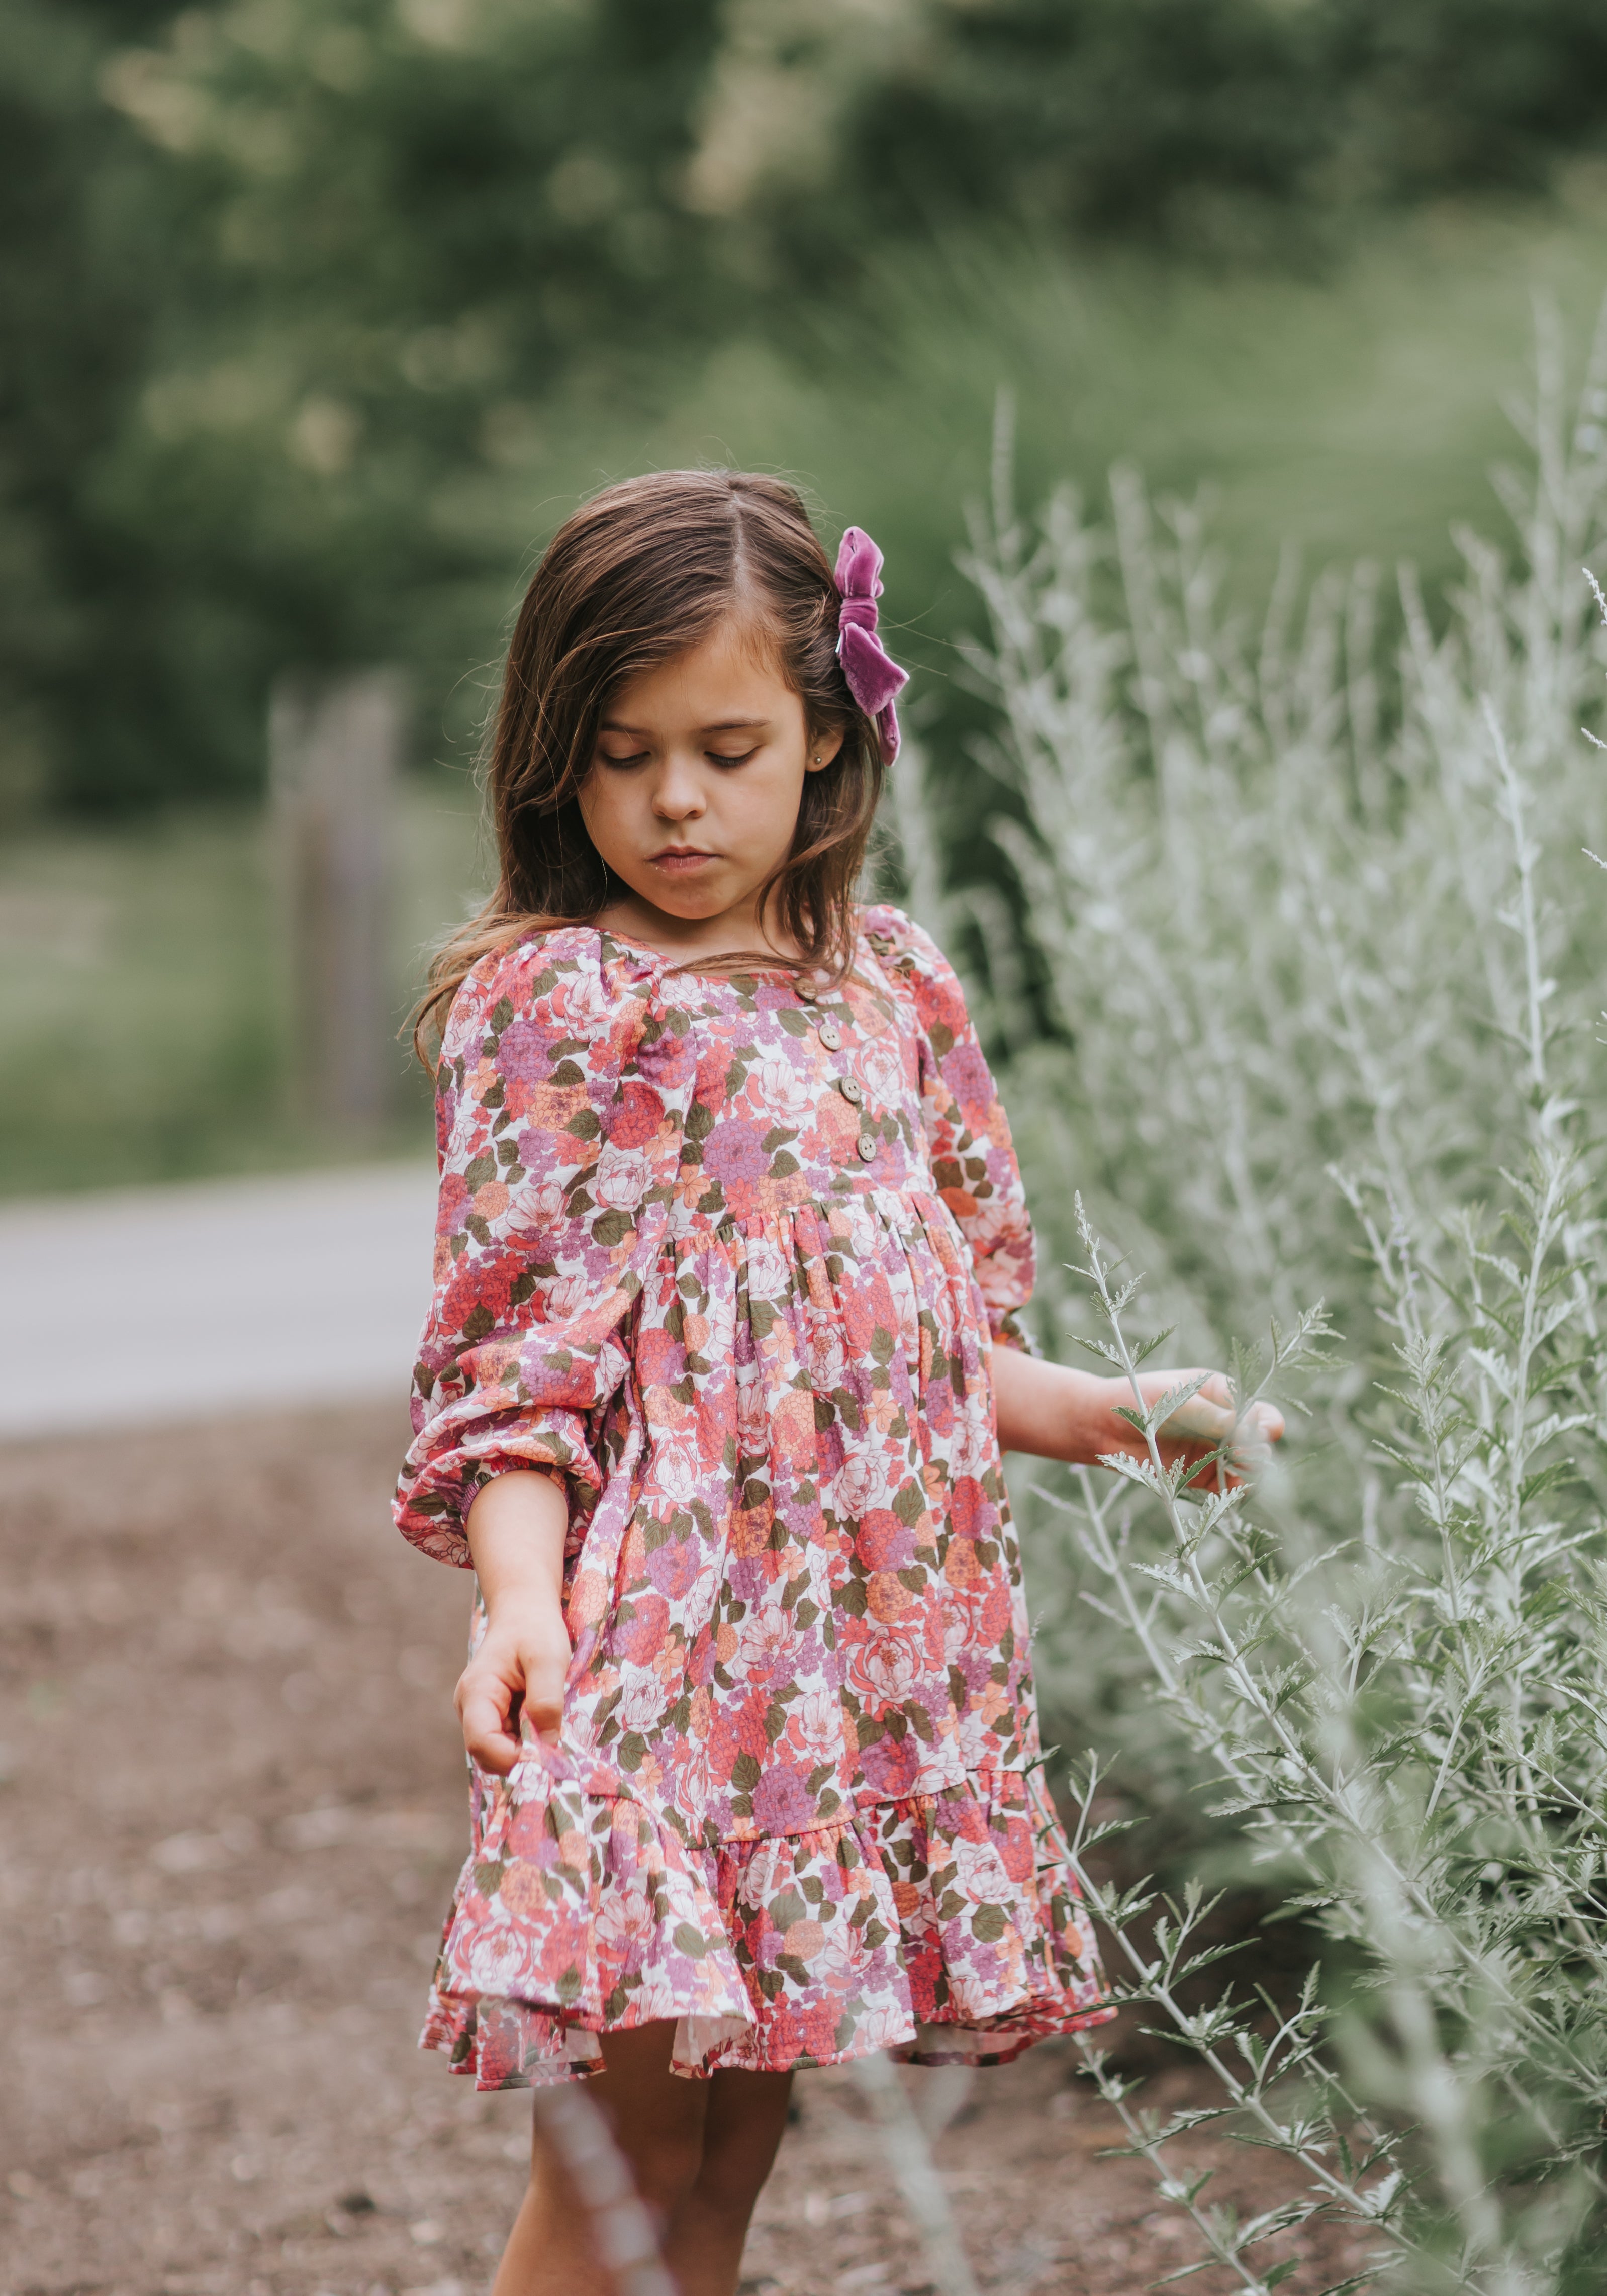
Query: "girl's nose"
650 756 706 821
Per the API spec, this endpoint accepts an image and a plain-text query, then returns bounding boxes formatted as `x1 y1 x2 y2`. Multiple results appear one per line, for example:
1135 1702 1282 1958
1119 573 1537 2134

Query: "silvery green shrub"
891 318 1607 2290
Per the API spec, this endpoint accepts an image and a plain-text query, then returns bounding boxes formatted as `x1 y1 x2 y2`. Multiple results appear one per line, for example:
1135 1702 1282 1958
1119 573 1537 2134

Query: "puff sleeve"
865 904 1038 1355
395 932 692 1566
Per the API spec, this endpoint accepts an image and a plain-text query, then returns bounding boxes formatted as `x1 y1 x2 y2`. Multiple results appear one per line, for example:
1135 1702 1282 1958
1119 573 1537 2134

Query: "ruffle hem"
421 1750 1114 2088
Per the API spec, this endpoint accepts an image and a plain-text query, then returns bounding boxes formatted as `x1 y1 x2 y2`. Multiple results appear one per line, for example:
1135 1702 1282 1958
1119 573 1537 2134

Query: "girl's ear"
806 726 846 773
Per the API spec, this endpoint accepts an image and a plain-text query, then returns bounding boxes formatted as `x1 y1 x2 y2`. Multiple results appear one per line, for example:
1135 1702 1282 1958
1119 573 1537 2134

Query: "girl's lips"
650 850 717 873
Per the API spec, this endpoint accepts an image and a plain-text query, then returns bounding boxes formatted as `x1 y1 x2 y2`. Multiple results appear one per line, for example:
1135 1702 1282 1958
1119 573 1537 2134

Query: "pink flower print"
652 1442 701 1507
701 1285 736 1361
735 1379 770 1455
740 1610 800 1673
838 1198 878 1259
743 1235 791 1302
551 964 614 1036
949 1476 998 1543
808 1321 848 1393
755 1056 815 1124
636 1327 684 1389
594 1883 661 1960
814 1913 877 1983
857 2002 914 2053
703 1123 771 1184
790 1685 845 1762
605 1081 666 1149
460 1903 542 1996
542 1272 591 1322
594 1143 652 1211
493 1018 552 1084
937 1039 993 1119
861 1038 905 1106
835 1448 893 1517
676 1739 718 1811
961 1196 1017 1256
947 1831 1011 1906
617 1675 667 1736
845 1625 926 1705
857 1508 917 1572
507 1171 570 1240
438 1170 471 1232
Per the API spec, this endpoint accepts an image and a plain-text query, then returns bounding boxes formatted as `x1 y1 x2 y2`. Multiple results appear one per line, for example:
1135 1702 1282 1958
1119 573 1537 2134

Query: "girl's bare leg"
492 2022 794 2296
664 2058 793 2294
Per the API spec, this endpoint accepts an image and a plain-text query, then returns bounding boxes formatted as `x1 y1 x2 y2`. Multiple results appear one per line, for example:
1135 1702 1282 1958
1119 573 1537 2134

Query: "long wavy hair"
412 470 887 1063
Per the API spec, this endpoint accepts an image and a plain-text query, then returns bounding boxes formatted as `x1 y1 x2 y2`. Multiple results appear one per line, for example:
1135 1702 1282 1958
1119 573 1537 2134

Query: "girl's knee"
631 2123 708 2217
692 2092 792 2214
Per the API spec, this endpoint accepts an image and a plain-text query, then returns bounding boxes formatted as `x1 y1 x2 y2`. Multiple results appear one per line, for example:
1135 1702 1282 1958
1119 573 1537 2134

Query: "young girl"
397 471 1279 2295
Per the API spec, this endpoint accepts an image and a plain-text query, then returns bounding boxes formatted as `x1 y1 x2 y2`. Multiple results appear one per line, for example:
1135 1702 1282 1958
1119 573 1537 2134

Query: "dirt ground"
0 1406 1377 2296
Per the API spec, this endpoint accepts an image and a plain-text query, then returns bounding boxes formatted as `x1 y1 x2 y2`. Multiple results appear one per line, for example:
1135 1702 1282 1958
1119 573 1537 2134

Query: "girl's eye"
599 748 650 768
708 748 758 767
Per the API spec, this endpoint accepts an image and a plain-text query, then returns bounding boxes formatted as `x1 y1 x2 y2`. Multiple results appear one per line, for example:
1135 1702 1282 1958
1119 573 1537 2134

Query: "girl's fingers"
455 1627 572 1770
1151 1369 1284 1485
457 1663 522 1775
517 1638 572 1748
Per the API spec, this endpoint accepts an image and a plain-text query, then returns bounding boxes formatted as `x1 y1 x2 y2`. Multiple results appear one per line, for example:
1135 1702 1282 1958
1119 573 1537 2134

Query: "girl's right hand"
455 1603 574 1775
460 1467 574 1775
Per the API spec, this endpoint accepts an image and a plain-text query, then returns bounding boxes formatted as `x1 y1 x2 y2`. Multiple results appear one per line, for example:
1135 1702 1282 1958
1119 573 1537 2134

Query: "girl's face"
580 616 843 953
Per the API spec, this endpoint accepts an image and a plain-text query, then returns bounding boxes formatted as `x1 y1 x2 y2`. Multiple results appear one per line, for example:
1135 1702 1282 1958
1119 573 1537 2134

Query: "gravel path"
0 1405 1375 2295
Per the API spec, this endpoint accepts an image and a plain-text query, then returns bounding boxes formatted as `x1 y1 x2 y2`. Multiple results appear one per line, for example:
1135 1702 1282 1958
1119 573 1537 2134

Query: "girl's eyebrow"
598 715 772 735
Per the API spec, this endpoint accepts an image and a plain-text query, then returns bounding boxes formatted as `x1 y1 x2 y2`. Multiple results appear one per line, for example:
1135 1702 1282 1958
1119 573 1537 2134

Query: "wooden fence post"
269 667 406 1132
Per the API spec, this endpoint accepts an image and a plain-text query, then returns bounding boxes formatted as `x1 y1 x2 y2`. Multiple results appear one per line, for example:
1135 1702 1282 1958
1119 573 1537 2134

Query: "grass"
0 771 484 1196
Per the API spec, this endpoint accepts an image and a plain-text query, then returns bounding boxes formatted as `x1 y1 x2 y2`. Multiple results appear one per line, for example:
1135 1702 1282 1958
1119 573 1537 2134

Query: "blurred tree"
762 0 1607 260
0 0 204 815
80 0 727 809
11 0 1607 814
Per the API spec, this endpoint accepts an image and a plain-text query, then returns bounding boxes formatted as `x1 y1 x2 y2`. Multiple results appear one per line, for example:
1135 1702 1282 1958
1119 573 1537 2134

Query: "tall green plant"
884 320 1607 2290
953 312 1607 1375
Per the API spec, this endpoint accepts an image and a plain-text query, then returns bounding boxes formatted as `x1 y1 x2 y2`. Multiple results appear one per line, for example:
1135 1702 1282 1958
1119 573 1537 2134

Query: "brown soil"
0 1406 1376 2296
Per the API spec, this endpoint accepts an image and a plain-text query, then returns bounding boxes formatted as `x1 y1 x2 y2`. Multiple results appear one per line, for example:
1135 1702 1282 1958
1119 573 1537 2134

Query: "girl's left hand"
977 1347 1285 1483
1125 1369 1283 1491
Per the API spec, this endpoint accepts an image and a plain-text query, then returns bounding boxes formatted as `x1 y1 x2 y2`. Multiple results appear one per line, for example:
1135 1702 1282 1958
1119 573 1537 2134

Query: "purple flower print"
939 1040 993 1116
859 1729 921 1798
646 1537 701 1600
494 1018 552 1082
703 1123 772 1183
751 1765 816 1833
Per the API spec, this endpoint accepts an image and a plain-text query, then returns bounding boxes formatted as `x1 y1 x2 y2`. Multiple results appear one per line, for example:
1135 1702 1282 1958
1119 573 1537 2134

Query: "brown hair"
412 469 887 1062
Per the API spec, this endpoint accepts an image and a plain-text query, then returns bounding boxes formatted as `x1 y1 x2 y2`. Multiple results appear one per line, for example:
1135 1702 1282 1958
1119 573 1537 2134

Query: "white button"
817 1022 842 1052
839 1078 863 1105
856 1135 877 1162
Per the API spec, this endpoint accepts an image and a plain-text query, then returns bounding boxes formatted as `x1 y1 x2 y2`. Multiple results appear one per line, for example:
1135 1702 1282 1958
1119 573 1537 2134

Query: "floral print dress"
395 905 1111 2087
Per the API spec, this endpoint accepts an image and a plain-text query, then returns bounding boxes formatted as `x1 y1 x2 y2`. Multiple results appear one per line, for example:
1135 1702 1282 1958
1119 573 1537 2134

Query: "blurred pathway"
0 1163 437 1438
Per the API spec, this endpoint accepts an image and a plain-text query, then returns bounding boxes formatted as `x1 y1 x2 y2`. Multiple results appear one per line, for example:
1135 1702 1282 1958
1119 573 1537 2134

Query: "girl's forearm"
991 1342 1281 1476
465 1469 570 1614
991 1347 1132 1464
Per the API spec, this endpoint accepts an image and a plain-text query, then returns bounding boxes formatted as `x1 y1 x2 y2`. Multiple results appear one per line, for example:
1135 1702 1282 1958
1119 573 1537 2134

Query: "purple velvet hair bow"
834 526 908 765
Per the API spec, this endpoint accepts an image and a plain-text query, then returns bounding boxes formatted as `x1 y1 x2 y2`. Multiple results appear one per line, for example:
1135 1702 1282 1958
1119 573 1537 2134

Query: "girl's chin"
621 871 753 923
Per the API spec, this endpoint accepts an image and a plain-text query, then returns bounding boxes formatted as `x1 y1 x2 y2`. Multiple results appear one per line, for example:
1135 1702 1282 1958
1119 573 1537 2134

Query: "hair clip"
833 527 908 765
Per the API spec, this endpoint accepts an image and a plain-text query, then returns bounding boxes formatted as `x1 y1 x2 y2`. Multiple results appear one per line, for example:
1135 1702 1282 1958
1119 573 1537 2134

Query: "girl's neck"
595 889 809 968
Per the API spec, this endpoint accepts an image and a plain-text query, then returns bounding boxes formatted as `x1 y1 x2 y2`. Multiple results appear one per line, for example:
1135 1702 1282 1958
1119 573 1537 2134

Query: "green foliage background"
8 0 1607 1196
8 0 1607 819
